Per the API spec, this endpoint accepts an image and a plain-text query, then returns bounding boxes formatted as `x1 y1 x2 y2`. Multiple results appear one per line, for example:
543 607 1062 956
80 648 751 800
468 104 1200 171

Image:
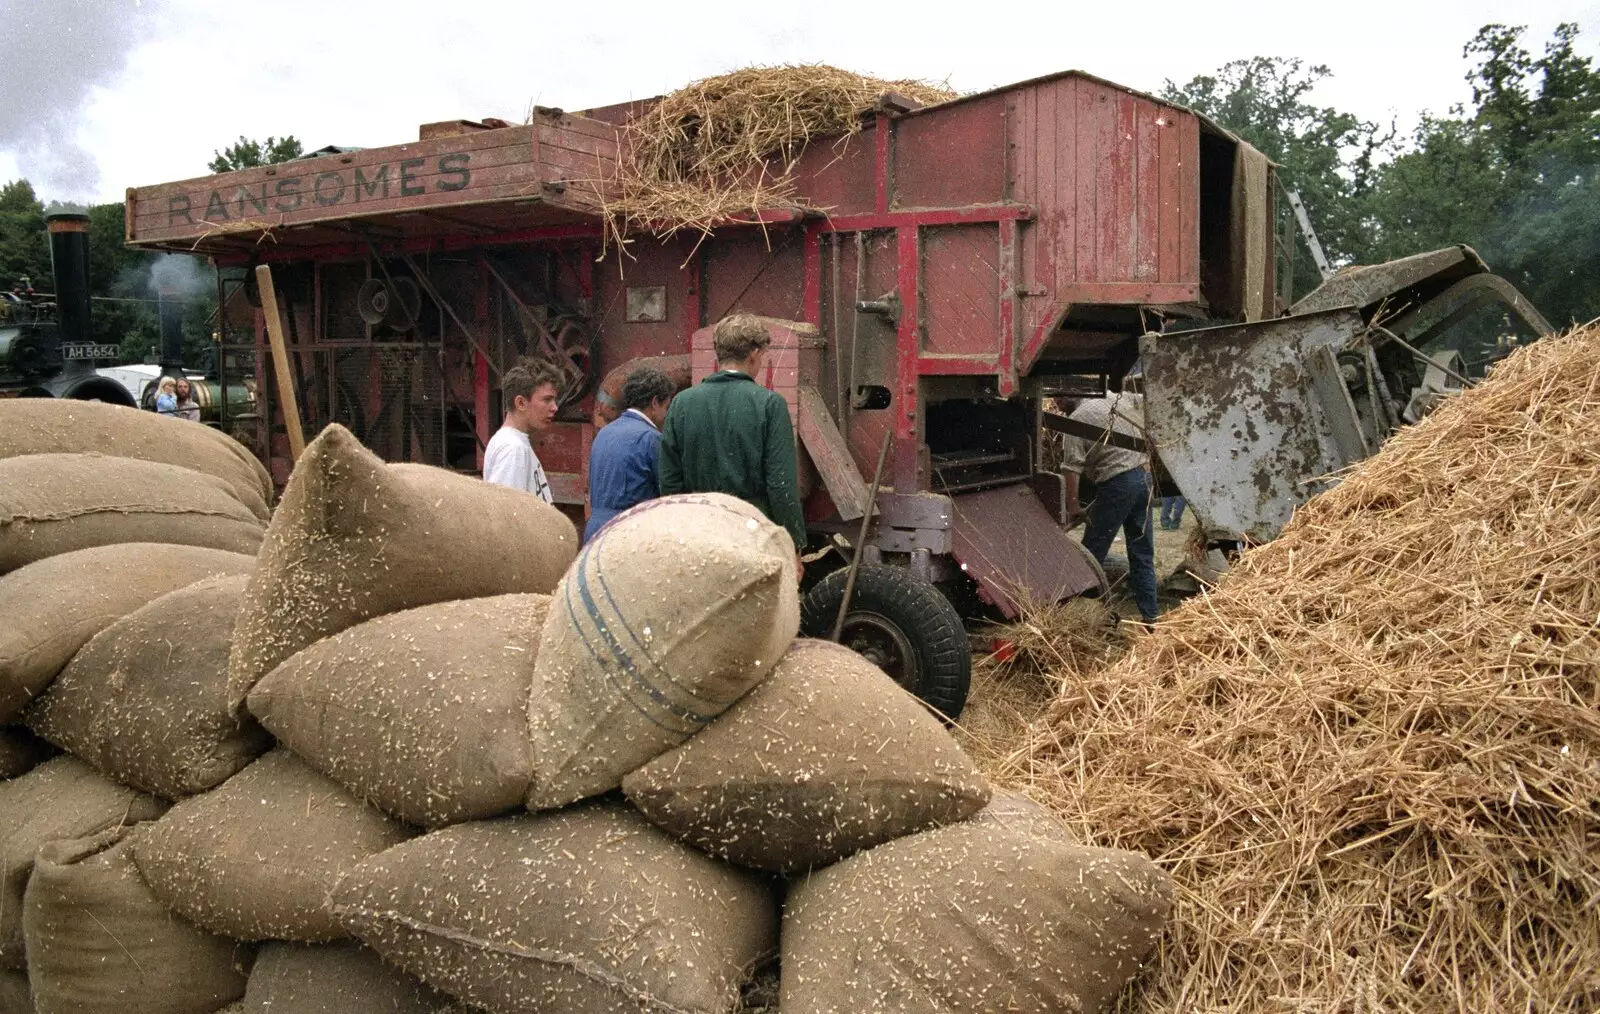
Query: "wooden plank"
132 144 614 230
1134 100 1161 281
130 162 611 245
133 158 543 232
537 123 616 159
1054 76 1076 285
1011 87 1038 333
255 264 306 461
1157 104 1183 282
1056 281 1197 303
1181 116 1201 283
535 114 623 143
797 385 868 521
1033 79 1058 300
134 141 538 221
131 126 539 199
922 224 1000 356
1075 79 1100 289
1111 92 1137 282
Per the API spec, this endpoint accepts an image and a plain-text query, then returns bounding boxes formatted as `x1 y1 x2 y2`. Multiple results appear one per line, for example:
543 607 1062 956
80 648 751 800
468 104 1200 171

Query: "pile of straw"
993 323 1600 1012
956 598 1130 777
602 65 954 243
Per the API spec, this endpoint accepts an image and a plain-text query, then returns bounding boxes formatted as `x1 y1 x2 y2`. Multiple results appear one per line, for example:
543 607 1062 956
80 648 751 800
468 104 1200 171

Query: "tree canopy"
1162 58 1390 298
0 180 51 291
1165 23 1600 329
207 135 304 174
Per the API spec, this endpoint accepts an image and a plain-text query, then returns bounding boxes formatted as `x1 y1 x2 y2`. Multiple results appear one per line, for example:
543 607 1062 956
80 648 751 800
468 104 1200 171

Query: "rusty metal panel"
921 223 1000 356
1141 307 1365 543
894 94 1007 208
949 483 1104 617
1290 247 1483 315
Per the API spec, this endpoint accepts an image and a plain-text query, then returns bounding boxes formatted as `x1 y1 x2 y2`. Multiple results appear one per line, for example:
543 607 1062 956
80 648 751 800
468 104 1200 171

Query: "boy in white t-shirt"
482 359 562 503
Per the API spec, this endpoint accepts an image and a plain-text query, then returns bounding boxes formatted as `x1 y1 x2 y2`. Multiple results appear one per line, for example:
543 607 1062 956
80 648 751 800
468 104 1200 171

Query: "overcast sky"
3 0 1598 205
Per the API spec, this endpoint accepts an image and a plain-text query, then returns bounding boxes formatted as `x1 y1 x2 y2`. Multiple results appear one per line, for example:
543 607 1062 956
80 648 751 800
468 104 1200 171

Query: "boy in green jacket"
660 314 807 581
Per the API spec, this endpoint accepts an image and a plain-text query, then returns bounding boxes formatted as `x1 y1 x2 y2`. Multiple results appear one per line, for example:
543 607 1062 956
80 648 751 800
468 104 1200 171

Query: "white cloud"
8 0 1599 204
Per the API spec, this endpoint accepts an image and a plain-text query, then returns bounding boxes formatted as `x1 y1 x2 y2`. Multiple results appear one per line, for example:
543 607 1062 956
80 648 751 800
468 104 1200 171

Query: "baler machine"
124 70 1551 718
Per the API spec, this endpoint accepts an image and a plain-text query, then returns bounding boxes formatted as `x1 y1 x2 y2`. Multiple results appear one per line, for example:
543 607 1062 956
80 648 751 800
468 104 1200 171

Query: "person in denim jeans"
1160 495 1186 530
1060 392 1159 624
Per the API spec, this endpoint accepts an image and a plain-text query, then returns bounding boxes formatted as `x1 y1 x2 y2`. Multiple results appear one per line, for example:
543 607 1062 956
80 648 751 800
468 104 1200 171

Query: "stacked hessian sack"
1 407 1173 1014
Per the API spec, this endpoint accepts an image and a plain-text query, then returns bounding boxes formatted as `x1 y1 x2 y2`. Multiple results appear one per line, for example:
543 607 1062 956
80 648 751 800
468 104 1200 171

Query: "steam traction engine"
1 211 137 406
123 71 1550 716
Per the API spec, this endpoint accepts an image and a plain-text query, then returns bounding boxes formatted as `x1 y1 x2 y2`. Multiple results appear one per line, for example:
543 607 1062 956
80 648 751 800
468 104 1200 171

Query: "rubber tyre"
800 563 971 720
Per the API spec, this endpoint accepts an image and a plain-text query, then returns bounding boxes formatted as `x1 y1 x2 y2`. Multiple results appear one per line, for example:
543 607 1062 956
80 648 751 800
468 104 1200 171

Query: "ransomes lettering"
176 154 474 224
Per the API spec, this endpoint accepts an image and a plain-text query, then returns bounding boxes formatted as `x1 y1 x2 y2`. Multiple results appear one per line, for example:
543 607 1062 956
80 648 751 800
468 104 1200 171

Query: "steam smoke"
148 252 209 297
0 0 163 199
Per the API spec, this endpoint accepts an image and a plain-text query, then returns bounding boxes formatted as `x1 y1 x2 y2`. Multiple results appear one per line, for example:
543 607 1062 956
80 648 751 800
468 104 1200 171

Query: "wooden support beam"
255 264 307 461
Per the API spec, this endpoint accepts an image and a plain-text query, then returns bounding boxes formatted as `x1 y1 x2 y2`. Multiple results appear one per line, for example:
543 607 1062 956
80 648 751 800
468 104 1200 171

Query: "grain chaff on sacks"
624 638 990 871
782 820 1173 1014
227 424 575 710
248 594 547 827
0 756 167 969
23 826 250 1014
134 750 414 942
967 787 1074 841
0 543 255 723
0 399 273 520
235 942 450 1014
330 802 777 1014
26 574 270 798
0 454 265 574
527 493 799 809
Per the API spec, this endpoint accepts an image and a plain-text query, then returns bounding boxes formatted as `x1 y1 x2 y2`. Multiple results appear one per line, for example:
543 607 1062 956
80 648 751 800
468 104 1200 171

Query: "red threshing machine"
124 70 1551 716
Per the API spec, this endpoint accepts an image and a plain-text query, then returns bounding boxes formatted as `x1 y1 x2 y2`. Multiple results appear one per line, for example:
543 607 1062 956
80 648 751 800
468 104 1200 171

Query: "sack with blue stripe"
526 493 799 809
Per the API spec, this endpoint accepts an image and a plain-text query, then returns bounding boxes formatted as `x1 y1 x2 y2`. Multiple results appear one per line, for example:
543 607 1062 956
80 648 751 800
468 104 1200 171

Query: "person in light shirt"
1060 388 1159 626
482 359 562 503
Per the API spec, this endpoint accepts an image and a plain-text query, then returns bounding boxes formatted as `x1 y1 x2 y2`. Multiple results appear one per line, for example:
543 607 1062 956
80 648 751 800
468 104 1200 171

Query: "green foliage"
1366 23 1600 328
1168 24 1599 333
207 136 304 174
1162 58 1392 300
0 180 51 291
0 192 215 366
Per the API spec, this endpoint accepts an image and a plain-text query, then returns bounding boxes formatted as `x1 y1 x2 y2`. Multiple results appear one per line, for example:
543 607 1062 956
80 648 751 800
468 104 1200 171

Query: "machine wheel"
800 564 971 720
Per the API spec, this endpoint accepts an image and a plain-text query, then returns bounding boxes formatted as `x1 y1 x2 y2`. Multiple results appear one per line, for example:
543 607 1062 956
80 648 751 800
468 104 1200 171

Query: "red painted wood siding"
921 223 1000 356
1008 75 1200 339
895 95 1008 208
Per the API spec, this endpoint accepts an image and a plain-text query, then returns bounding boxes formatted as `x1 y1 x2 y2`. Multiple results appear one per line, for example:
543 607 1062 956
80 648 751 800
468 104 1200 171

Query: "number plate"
60 344 121 360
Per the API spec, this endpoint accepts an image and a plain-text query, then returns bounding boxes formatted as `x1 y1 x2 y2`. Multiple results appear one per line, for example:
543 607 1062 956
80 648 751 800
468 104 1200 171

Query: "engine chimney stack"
157 284 186 379
45 210 91 344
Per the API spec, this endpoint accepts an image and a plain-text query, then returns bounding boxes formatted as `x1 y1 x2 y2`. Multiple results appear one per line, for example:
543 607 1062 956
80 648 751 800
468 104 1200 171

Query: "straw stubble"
996 323 1600 1012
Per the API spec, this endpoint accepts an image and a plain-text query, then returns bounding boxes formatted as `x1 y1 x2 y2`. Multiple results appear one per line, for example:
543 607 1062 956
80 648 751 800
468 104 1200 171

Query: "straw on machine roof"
598 65 956 246
990 324 1600 1011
